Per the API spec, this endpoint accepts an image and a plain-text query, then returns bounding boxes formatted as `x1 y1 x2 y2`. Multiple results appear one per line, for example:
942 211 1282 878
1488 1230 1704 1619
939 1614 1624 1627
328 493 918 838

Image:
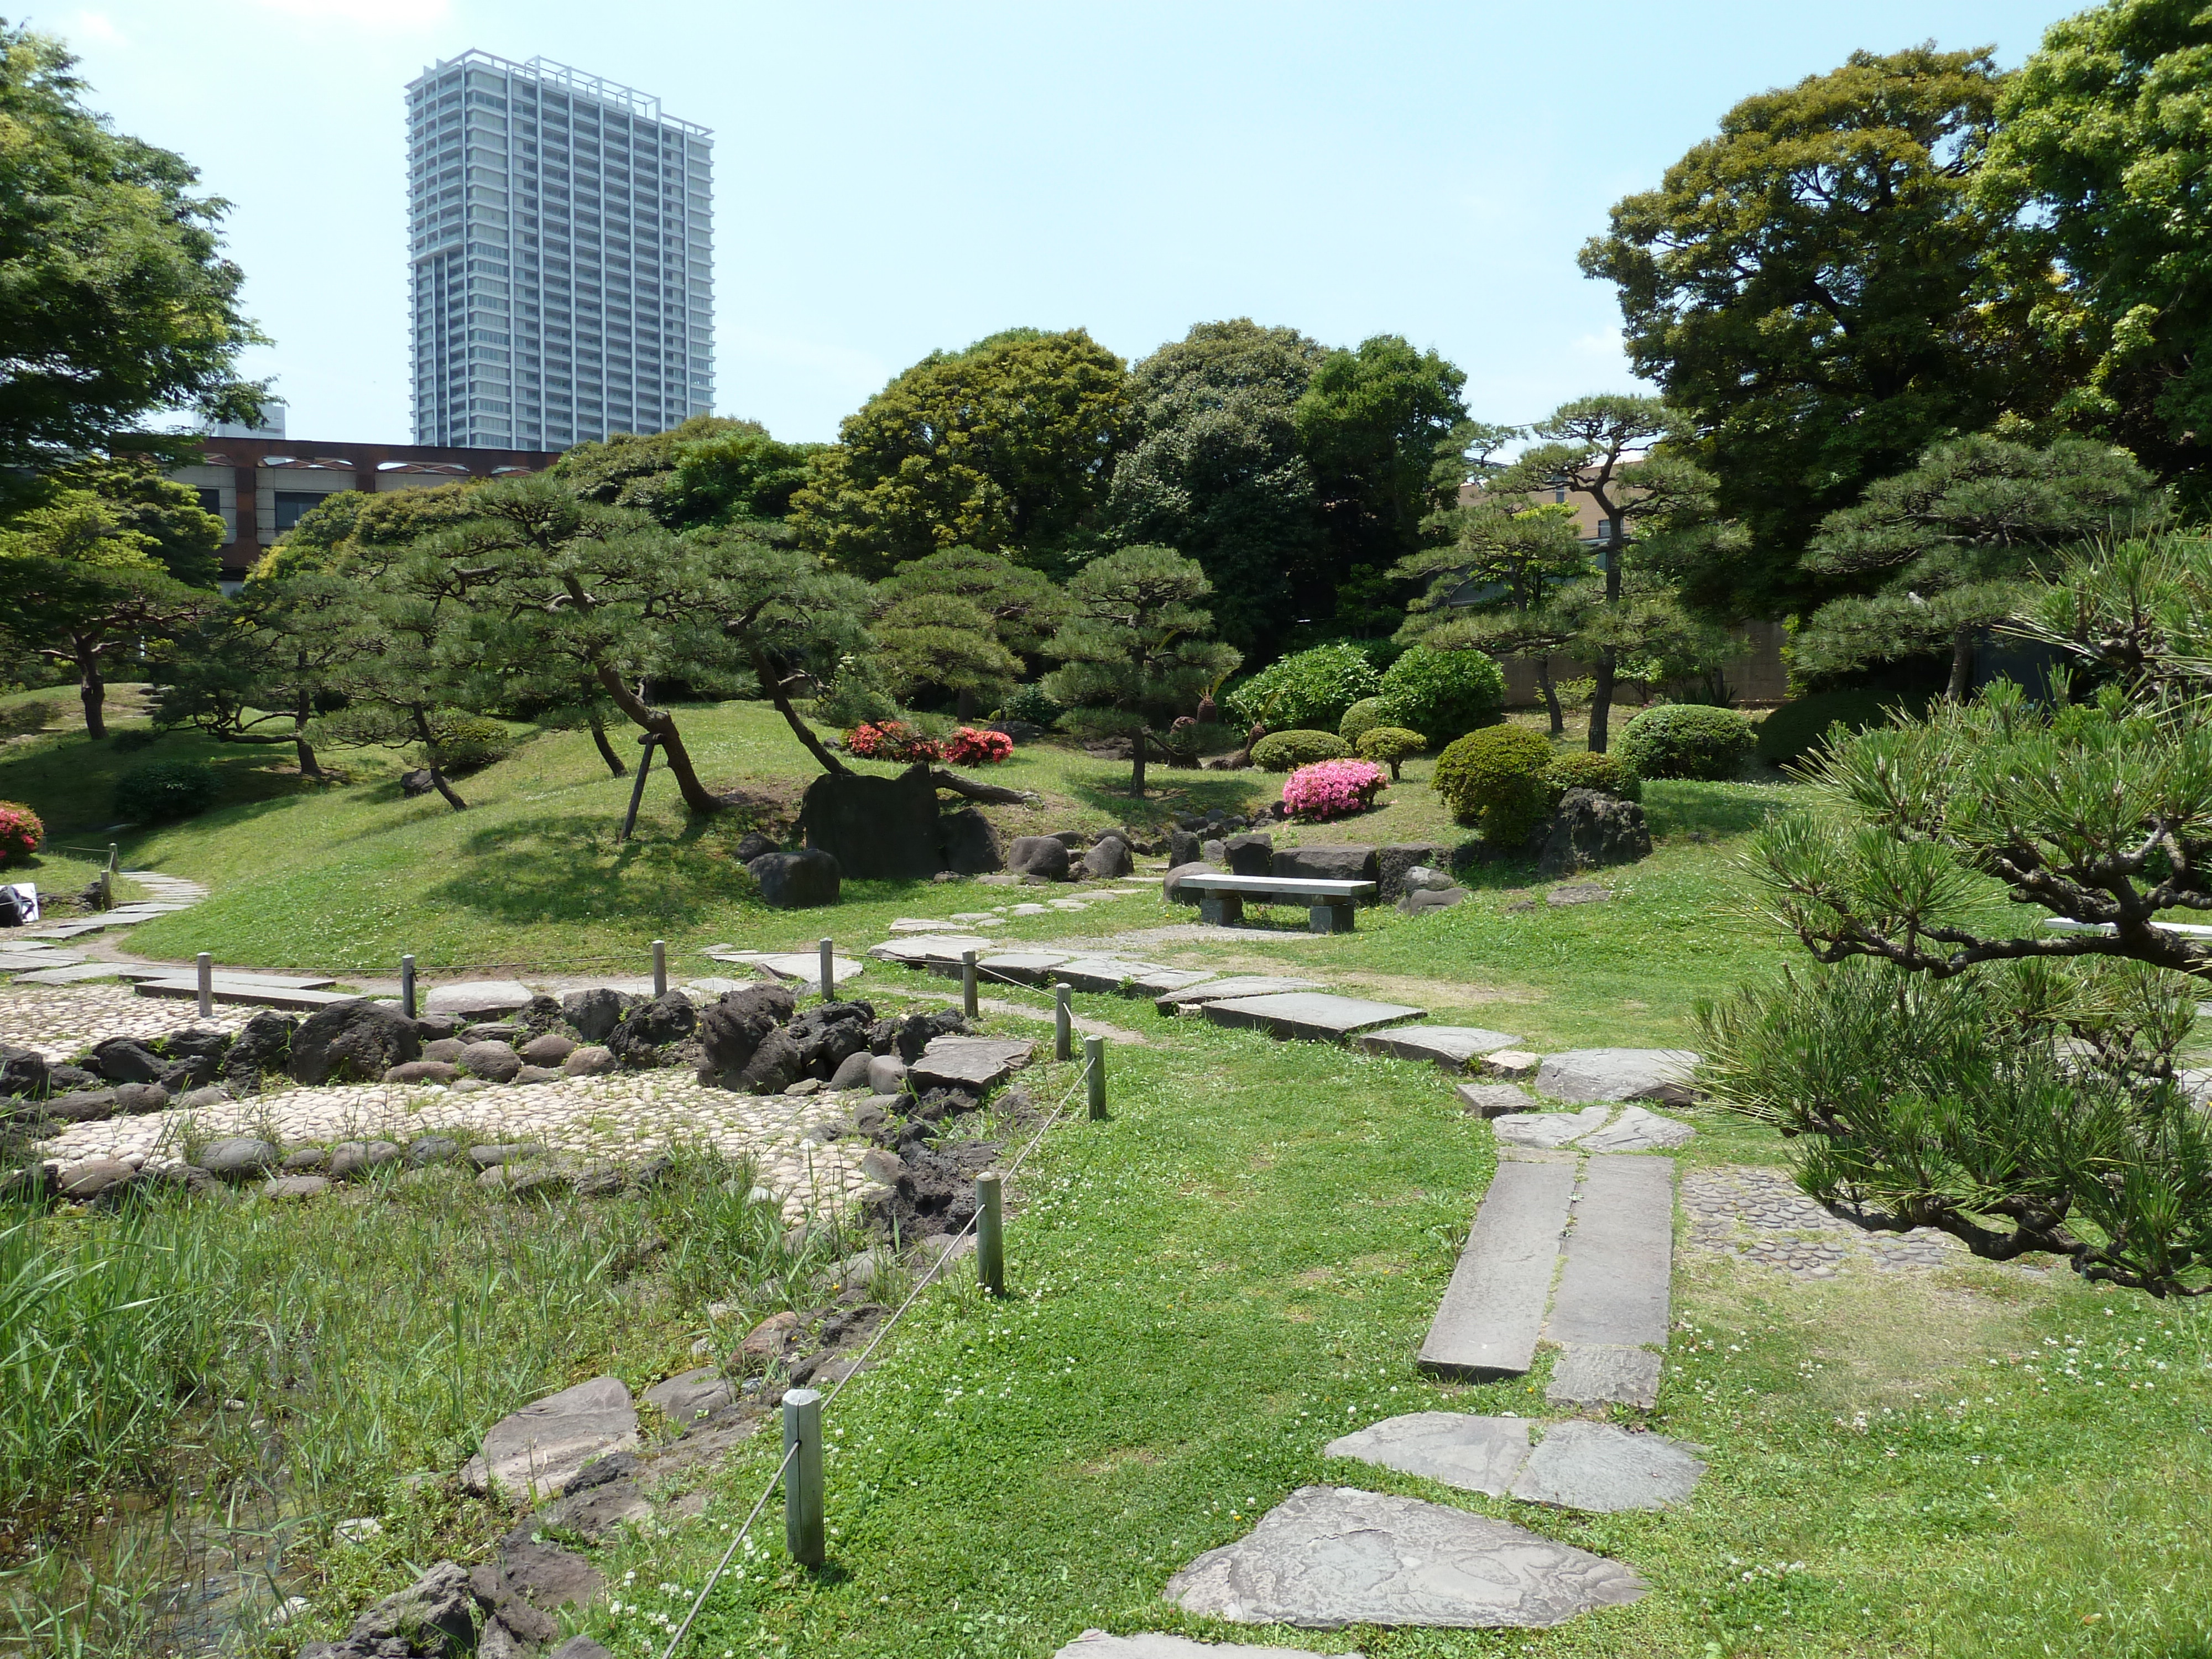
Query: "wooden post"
975 1170 1004 1297
615 732 658 844
962 950 979 1019
400 954 417 1020
1054 985 1073 1063
1084 1034 1107 1121
196 953 213 1019
100 844 116 910
652 939 667 998
782 1386 825 1566
818 937 834 1001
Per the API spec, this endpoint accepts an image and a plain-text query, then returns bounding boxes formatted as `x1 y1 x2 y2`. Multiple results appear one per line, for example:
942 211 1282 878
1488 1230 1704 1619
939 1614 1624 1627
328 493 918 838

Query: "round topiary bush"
1225 643 1382 734
1376 646 1506 744
1754 688 1929 768
1613 703 1756 781
0 800 43 865
1338 696 1390 743
999 682 1063 728
114 760 220 823
1432 725 1556 843
1545 749 1641 802
424 710 515 774
1251 729 1352 772
1354 724 1426 780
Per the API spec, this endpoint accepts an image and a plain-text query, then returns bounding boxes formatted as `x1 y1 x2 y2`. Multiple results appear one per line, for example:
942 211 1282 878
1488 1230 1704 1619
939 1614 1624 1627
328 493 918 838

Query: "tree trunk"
592 661 726 813
928 768 1036 805
1587 517 1625 753
1947 627 1975 702
1536 659 1564 738
409 708 467 811
1130 727 1147 799
744 649 852 780
77 641 107 740
293 682 325 779
588 713 628 776
955 686 977 720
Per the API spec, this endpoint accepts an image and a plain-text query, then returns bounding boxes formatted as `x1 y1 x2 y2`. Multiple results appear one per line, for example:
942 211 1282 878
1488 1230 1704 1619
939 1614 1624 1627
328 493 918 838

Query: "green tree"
1982 1 2212 499
1105 320 1330 655
1041 545 1241 798
1580 46 2059 619
871 546 1069 716
152 566 353 778
0 24 264 481
547 414 820 530
46 453 224 586
791 328 1129 578
1795 434 2167 696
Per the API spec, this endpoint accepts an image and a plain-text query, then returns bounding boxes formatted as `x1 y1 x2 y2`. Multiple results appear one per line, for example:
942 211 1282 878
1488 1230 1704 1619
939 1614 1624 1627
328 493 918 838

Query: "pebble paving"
1680 1164 1976 1279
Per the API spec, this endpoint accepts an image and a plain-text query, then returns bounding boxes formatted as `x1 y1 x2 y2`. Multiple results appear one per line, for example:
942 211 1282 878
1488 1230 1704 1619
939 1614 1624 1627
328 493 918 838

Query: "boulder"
1168 828 1202 867
58 1157 137 1201
643 1366 733 1426
786 999 877 1079
384 1059 460 1084
514 1065 564 1085
732 830 780 863
161 1028 234 1066
939 807 1003 875
1272 844 1377 884
608 990 697 1066
423 979 535 1020
1162 860 1221 906
798 763 945 880
561 987 637 1044
1536 789 1651 879
561 1045 618 1077
1223 832 1273 876
405 1136 462 1166
344 1560 477 1655
421 1037 465 1063
1081 835 1134 880
263 1175 330 1200
45 1062 99 1093
880 1008 970 1062
461 1376 639 1501
1376 842 1453 902
399 767 436 797
1396 885 1467 915
1007 836 1071 881
457 1041 524 1083
221 1010 296 1092
520 1032 576 1067
328 1140 401 1180
867 1053 909 1095
86 1036 166 1085
697 983 796 1079
1199 837 1228 863
748 848 842 909
1535 1048 1701 1105
828 1050 875 1092
289 999 422 1086
39 1089 118 1124
413 1013 460 1041
113 1081 171 1114
734 1029 804 1094
201 1137 279 1180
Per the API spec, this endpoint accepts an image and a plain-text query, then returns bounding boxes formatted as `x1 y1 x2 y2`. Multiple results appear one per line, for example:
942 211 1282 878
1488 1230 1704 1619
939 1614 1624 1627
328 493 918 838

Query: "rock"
461 1376 640 1501
384 1060 460 1084
405 1135 462 1166
221 1010 297 1092
289 999 422 1086
734 1028 804 1093
342 1559 476 1653
87 1036 166 1084
1454 1081 1536 1118
1162 859 1223 906
732 830 780 863
561 1045 618 1076
0 1046 50 1097
112 1081 171 1114
413 1013 460 1041
1081 835 1135 880
1164 1484 1645 1628
607 990 696 1068
452 1077 491 1094
867 1052 909 1095
400 766 435 796
1223 832 1273 876
1482 1048 1541 1080
1326 1412 1533 1497
420 1037 465 1063
58 1157 137 1200
827 1247 889 1290
881 1007 970 1062
1493 1106 1613 1149
910 1035 1033 1094
940 806 1004 874
1271 844 1377 883
263 1175 330 1200
785 999 877 1079
1511 1420 1704 1512
1402 864 1457 892
519 1032 576 1066
1546 880 1613 907
1168 829 1203 867
1536 789 1652 879
561 987 637 1044
1355 1026 1519 1072
1376 843 1453 902
200 1137 279 1180
329 1140 401 1179
785 1076 823 1097
1200 837 1228 863
828 1050 875 1092
541 1477 653 1542
424 979 535 1019
44 1062 100 1092
479 1616 532 1659
514 1065 564 1084
501 1162 577 1198
457 1040 523 1083
176 1083 232 1110
1577 1104 1695 1152
696 982 797 1079
749 849 843 909
1007 836 1071 881
740 1310 800 1361
1534 1049 1700 1105
39 1088 117 1123
1396 885 1468 915
1547 1344 1664 1411
797 763 944 880
470 1142 540 1168
283 1148 329 1171
550 1641 615 1659
643 1366 732 1425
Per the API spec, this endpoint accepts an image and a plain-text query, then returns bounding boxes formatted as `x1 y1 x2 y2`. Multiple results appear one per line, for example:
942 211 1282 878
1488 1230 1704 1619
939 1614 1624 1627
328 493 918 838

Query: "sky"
48 0 2087 448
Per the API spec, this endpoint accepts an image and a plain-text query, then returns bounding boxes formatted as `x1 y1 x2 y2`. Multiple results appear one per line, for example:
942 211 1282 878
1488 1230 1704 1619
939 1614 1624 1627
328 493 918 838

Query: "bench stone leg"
1201 894 1245 926
1309 901 1356 934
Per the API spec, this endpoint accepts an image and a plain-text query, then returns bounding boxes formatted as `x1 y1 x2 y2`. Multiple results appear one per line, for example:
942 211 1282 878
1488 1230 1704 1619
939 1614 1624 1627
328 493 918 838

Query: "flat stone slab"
1052 957 1166 994
1121 967 1219 995
1492 1107 1611 1149
1155 975 1324 1013
889 917 957 933
1544 1155 1673 1352
1203 993 1425 1042
1325 1412 1532 1497
9 963 129 985
1163 1485 1645 1629
0 948 84 967
1535 1048 1699 1104
1578 1105 1695 1153
910 1035 1035 1093
867 935 993 966
967 951 1073 986
1455 1081 1536 1118
461 1375 638 1501
707 951 865 985
136 980 354 1011
1418 1160 1574 1380
425 979 536 1018
1355 1026 1521 1072
1512 1421 1703 1512
1056 1633 1360 1658
1547 1345 1663 1411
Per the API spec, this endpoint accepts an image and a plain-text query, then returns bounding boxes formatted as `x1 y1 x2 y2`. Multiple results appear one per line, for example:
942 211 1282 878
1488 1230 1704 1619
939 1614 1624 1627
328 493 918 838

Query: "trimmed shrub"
1613 703 1756 782
1225 643 1382 733
1338 696 1390 743
1755 688 1931 768
844 720 945 764
0 800 43 865
1376 646 1506 744
944 727 1013 765
1545 749 1641 802
1432 725 1555 844
999 683 1063 728
114 760 220 823
424 710 515 774
1251 729 1352 773
0 699 59 739
1354 725 1426 780
1282 759 1388 821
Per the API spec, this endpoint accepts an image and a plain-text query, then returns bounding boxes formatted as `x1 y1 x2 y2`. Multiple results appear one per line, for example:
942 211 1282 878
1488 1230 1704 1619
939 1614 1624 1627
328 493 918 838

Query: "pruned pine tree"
871 546 1068 716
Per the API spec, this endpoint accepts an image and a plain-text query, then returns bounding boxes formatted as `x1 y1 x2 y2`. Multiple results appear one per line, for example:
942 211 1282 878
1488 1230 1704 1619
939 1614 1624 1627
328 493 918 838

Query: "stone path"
2 982 246 1060
1201 992 1426 1042
1681 1164 1974 1279
1325 1413 1704 1512
1057 1634 1359 1658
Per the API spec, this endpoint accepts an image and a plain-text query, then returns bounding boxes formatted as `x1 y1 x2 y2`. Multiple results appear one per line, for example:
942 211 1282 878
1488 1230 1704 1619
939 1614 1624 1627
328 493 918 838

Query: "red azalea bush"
0 800 43 866
1281 758 1388 821
945 727 1014 765
844 721 945 764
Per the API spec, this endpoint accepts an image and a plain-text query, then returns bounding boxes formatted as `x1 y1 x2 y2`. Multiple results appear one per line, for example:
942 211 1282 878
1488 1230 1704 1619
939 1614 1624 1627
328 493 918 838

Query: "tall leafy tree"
1581 46 2060 619
0 24 264 482
791 328 1129 578
547 414 820 530
1041 545 1241 798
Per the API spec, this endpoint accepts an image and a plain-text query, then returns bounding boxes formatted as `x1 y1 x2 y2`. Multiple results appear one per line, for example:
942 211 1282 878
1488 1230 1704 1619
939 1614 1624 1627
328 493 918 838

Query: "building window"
273 491 327 533
195 487 222 518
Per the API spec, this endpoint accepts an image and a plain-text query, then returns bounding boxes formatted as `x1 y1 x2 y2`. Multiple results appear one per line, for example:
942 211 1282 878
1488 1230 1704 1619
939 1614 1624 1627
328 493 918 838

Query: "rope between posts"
657 1048 1098 1659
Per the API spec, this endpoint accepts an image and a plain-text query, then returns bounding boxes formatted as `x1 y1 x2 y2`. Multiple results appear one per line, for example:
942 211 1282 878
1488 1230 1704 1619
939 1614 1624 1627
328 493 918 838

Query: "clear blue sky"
51 0 2084 447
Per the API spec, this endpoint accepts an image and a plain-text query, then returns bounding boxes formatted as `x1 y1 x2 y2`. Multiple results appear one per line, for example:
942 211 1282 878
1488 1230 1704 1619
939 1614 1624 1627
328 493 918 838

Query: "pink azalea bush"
945 727 1014 765
844 720 945 763
0 800 42 866
1281 758 1387 821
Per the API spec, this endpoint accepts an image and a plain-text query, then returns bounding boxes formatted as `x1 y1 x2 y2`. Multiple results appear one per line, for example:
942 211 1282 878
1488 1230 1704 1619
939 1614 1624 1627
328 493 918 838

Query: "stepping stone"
1325 1412 1532 1496
1418 1160 1575 1380
1048 899 1089 911
425 979 536 1018
133 968 337 990
707 951 865 985
7 963 126 985
1534 1048 1699 1105
1355 1026 1520 1072
889 917 954 933
1510 1421 1703 1512
909 1035 1035 1093
1547 1345 1662 1411
1455 1081 1535 1118
1011 904 1050 916
0 949 83 968
1482 1050 1540 1080
1544 1155 1673 1353
1546 883 1611 906
867 935 992 966
1121 967 1219 996
1154 976 1324 1013
1163 1485 1644 1629
969 951 1073 985
1578 1104 1694 1152
1492 1107 1610 1149
1051 957 1156 994
136 980 354 1011
1056 1634 1359 1658
1203 993 1425 1042
461 1376 639 1501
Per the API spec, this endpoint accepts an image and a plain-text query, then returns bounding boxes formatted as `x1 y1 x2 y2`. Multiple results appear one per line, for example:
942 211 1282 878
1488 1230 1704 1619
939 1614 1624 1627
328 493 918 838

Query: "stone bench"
1177 873 1378 933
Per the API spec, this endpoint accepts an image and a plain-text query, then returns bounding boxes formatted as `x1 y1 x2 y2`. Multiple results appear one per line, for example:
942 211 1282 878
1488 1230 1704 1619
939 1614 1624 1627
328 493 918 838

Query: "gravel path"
1680 1164 1985 1279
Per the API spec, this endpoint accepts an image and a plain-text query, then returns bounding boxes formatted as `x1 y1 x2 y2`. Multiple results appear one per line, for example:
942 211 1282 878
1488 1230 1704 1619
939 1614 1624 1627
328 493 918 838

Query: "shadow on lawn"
428 812 755 927
1644 780 1799 839
1062 769 1270 828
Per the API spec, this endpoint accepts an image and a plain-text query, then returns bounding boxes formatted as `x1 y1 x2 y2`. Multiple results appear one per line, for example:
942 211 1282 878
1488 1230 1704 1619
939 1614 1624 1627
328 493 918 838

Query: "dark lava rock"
1536 787 1653 878
86 1036 166 1085
343 1559 476 1655
221 1010 298 1093
38 1088 118 1124
289 1000 421 1087
561 987 639 1045
44 1062 98 1093
697 983 796 1079
867 1138 1000 1242
1223 832 1274 876
516 993 566 1034
880 1009 971 1065
1376 842 1453 903
609 990 697 1067
1168 828 1203 867
161 1028 234 1065
734 1029 803 1093
748 849 842 910
733 830 779 863
939 807 1003 875
1006 835 1070 881
786 999 875 1079
112 1081 170 1115
796 763 942 881
1272 843 1378 883
1081 834 1135 880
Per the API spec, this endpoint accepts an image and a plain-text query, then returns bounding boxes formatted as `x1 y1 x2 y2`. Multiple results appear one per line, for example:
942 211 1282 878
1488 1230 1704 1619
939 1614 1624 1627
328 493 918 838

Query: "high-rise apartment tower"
405 51 713 450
